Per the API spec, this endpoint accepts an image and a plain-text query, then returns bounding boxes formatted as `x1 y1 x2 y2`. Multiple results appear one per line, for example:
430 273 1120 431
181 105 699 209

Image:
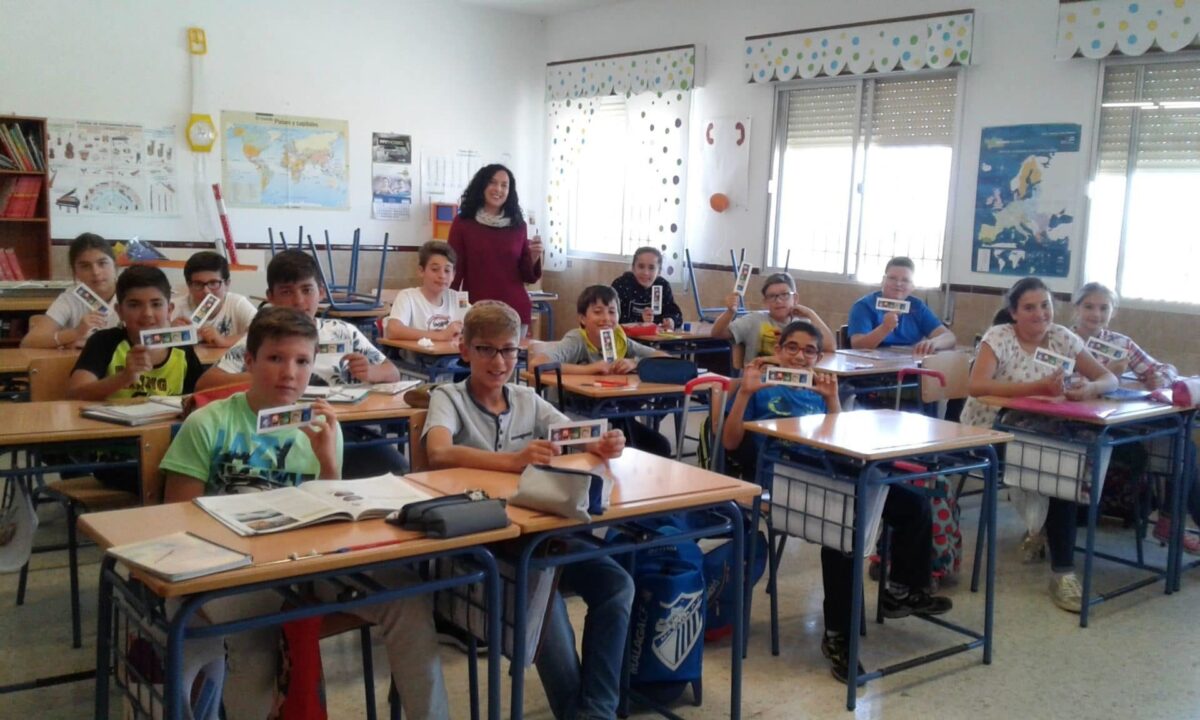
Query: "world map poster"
972 123 1081 278
221 111 349 210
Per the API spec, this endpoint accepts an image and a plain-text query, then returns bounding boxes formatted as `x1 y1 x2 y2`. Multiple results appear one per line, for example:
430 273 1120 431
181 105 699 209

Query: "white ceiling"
457 0 626 17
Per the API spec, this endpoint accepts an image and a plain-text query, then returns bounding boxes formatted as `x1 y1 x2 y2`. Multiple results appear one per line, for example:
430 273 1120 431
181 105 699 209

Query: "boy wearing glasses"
721 320 952 684
848 256 955 356
171 250 258 348
424 301 632 720
712 272 834 369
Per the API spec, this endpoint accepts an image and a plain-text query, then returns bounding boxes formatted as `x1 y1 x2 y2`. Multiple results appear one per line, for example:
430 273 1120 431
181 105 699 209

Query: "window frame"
1082 52 1200 313
764 67 965 289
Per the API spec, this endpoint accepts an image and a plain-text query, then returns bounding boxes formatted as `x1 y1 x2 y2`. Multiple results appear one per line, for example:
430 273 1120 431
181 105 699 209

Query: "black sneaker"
820 633 865 685
880 589 953 619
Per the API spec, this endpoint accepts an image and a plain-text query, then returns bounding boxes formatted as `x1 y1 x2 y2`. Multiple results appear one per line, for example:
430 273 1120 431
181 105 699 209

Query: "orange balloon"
709 193 730 212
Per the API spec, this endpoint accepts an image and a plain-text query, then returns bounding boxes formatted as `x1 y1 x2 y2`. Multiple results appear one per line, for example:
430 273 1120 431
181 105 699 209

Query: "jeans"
534 538 635 720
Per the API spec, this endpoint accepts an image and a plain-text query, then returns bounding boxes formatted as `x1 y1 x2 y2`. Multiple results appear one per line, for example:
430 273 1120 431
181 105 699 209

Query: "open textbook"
81 396 184 426
195 475 433 536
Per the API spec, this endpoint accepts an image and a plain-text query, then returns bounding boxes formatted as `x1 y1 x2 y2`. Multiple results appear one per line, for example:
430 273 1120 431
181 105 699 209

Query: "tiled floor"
5 489 1199 719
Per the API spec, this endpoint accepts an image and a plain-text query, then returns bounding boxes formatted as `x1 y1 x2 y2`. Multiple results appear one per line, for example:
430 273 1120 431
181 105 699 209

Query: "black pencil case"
387 490 510 538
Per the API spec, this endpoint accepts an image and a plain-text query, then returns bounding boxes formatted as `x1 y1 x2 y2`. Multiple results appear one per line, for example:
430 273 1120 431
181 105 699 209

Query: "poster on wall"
221 111 349 210
371 133 412 220
972 123 1081 278
46 119 179 217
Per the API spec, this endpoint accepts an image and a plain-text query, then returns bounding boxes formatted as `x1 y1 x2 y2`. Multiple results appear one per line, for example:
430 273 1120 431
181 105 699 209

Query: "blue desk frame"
1169 412 1199 591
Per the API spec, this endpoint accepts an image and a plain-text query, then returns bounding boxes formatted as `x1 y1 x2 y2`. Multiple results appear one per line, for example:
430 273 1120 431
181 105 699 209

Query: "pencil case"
509 464 612 522
388 490 509 538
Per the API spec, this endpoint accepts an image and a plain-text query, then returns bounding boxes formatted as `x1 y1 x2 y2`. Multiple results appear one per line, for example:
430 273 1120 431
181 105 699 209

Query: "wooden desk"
380 337 462 356
0 400 173 504
519 371 697 400
335 395 423 424
816 350 919 377
0 295 55 313
0 346 78 374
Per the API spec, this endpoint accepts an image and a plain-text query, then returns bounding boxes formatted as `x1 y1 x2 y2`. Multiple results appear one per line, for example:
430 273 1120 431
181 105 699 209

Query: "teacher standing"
448 163 543 337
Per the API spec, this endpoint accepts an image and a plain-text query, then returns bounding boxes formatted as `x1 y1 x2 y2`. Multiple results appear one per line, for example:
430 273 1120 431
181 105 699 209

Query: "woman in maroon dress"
448 164 543 336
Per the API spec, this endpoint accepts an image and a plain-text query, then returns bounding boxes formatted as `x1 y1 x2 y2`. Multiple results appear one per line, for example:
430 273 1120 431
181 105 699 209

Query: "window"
768 72 959 287
1085 57 1200 305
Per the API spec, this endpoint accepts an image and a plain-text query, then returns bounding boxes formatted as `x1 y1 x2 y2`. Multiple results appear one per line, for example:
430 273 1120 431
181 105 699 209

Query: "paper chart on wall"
46 119 179 217
421 149 482 205
372 133 412 220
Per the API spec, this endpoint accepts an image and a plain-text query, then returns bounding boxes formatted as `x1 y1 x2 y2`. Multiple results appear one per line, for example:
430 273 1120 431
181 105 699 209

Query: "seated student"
385 240 469 341
711 272 834 369
21 233 120 348
170 250 257 348
196 250 405 477
529 284 673 457
423 301 630 720
848 256 956 355
162 307 447 720
721 319 952 683
961 277 1117 612
610 246 684 330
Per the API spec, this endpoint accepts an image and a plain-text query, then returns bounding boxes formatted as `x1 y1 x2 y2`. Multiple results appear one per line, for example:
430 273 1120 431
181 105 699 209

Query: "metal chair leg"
67 501 81 649
360 624 378 720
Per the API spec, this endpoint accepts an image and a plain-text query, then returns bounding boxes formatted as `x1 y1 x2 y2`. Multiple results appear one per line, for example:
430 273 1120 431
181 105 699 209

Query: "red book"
4 249 25 280
1004 396 1117 420
0 252 11 281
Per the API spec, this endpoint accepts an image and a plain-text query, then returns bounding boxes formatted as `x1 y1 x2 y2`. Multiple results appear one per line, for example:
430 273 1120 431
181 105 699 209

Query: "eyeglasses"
472 345 520 360
764 292 794 302
780 343 820 358
189 279 226 291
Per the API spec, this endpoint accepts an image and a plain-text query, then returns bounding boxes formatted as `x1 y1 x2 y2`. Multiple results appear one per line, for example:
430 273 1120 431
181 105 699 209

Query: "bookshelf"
0 115 51 280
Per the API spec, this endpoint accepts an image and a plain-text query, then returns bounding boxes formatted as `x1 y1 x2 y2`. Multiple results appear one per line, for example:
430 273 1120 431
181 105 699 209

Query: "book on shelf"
194 474 433 536
0 176 42 218
80 397 183 426
1 125 29 171
1 249 25 280
106 531 252 582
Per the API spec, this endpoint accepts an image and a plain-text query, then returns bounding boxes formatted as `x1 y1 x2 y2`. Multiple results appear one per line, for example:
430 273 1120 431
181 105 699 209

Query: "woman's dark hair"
68 233 114 267
992 308 1014 325
779 320 823 349
458 163 526 227
1004 277 1049 314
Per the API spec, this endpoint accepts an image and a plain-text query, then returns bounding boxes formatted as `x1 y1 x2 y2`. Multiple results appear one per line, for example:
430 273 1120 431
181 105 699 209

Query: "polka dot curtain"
544 46 697 275
744 12 974 83
1056 0 1199 59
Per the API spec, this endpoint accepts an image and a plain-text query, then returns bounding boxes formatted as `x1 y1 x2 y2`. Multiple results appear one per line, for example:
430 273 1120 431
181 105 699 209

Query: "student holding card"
424 301 630 720
720 320 952 683
161 307 448 720
170 250 257 348
610 246 684 329
67 264 204 402
385 240 471 341
1071 282 1177 389
961 277 1117 612
711 272 835 369
529 285 674 456
21 233 121 349
848 256 956 354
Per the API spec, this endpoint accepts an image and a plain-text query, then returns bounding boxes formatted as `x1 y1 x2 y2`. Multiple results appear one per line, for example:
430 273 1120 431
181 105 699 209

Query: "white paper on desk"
770 464 889 555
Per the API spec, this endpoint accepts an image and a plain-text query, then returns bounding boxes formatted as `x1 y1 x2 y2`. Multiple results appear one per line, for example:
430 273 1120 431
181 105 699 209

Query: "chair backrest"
837 324 851 350
408 411 429 472
29 354 78 402
919 351 971 403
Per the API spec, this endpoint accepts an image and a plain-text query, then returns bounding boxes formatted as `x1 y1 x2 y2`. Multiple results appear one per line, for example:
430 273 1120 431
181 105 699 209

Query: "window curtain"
1056 0 1200 59
544 45 698 277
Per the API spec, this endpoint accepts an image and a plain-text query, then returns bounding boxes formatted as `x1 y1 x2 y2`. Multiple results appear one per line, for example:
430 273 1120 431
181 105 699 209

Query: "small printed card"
1086 336 1128 363
764 366 813 388
599 328 617 363
139 325 197 349
733 261 754 297
190 293 221 326
1033 347 1076 374
548 419 608 447
874 297 912 314
256 403 314 433
318 342 348 355
73 283 109 314
456 291 470 310
650 285 663 315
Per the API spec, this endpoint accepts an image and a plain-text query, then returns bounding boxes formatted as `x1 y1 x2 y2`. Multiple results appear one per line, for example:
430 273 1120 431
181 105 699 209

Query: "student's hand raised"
739 366 769 396
343 352 372 382
529 235 544 261
514 439 560 470
881 312 900 332
811 371 839 401
724 292 740 313
300 399 340 473
587 429 625 460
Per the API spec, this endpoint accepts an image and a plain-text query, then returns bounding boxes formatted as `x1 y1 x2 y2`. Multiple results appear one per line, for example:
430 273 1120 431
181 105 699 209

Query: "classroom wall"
1 0 547 250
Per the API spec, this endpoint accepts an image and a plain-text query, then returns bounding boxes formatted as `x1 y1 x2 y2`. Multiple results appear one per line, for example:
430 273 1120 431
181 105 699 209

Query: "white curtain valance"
1056 0 1199 59
745 11 974 83
546 45 698 101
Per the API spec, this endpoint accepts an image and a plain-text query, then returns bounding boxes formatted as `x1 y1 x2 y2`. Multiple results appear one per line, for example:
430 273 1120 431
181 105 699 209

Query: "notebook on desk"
1003 396 1118 420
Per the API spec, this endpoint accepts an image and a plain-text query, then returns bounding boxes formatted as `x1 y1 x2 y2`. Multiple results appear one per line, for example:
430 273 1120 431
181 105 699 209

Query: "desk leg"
845 469 868 711
1079 445 1104 629
511 543 534 720
726 502 745 720
140 426 172 505
472 548 503 720
94 557 117 720
983 446 998 664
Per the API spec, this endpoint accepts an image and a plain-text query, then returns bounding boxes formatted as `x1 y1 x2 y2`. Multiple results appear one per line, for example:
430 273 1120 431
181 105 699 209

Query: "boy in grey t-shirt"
423 301 633 720
711 271 836 369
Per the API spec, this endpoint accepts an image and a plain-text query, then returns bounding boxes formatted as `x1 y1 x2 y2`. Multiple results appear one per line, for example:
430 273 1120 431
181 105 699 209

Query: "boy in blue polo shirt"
848 256 956 355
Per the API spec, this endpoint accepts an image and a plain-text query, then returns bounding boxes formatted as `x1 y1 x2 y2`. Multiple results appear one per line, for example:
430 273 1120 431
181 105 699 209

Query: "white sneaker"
1049 572 1083 613
1019 531 1047 563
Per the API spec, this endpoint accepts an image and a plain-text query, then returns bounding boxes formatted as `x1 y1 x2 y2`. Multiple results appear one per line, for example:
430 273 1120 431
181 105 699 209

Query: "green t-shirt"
160 392 344 495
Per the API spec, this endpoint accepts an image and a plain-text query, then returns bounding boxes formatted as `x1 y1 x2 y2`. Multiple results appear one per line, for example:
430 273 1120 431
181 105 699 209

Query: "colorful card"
764 366 813 388
139 325 197 349
456 291 470 310
650 285 663 315
318 342 348 355
1033 347 1075 374
599 328 617 363
548 419 608 447
875 297 911 314
256 403 314 434
190 293 221 326
1086 336 1128 363
73 283 110 315
733 261 754 297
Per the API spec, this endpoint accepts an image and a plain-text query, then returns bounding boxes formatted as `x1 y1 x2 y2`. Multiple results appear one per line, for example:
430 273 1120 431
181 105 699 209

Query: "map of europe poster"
972 123 1081 278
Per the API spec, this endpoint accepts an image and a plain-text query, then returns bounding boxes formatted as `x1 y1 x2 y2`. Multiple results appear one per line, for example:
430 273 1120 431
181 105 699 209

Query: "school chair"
837 324 851 350
305 231 390 312
685 248 746 324
16 354 139 648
